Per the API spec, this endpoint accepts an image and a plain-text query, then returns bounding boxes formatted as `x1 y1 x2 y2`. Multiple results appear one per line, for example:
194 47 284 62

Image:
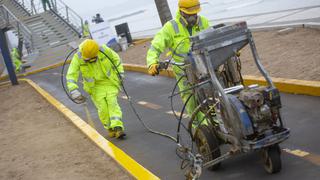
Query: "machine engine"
239 88 272 133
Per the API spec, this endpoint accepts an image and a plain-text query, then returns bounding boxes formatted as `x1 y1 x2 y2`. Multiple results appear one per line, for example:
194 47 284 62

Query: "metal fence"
0 5 33 49
15 0 83 34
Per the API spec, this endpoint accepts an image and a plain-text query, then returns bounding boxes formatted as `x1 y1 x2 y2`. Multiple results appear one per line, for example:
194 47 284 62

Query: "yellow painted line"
0 80 11 87
132 38 152 45
283 148 320 166
20 78 160 180
123 64 320 96
304 153 320 166
243 75 320 97
166 111 188 119
120 95 129 100
283 148 310 157
137 101 162 110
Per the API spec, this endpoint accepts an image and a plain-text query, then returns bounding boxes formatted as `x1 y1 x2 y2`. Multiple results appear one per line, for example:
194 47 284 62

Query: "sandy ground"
120 27 320 81
0 82 132 180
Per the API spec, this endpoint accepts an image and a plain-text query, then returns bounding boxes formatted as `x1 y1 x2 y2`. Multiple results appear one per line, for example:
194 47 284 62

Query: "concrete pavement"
28 68 320 179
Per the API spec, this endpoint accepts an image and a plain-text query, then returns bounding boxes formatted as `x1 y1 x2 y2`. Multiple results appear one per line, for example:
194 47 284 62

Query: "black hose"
170 75 188 125
61 48 177 143
61 48 81 104
61 37 194 145
176 94 193 144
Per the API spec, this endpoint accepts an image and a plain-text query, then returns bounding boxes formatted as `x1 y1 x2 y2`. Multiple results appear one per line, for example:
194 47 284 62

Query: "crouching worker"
66 39 126 139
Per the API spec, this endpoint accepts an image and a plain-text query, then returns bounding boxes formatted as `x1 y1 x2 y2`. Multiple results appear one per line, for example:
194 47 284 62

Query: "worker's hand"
148 64 159 76
70 89 86 104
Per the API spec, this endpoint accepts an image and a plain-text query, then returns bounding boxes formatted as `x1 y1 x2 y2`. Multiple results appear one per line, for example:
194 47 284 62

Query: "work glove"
148 64 159 76
70 89 86 104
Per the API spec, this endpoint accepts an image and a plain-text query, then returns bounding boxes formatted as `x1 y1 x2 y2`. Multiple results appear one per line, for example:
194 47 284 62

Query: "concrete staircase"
22 11 80 50
0 0 83 76
0 0 30 20
0 0 81 51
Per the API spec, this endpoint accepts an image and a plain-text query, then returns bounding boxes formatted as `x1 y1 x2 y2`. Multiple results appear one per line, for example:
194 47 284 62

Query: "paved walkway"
28 68 320 179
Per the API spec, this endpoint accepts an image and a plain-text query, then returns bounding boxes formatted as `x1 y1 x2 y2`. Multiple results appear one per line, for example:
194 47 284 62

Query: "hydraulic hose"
60 37 195 146
176 94 193 144
170 75 188 124
61 48 178 143
61 48 82 104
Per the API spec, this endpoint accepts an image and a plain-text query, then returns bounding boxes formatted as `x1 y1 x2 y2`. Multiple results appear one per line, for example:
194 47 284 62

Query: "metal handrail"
0 5 33 49
15 0 83 34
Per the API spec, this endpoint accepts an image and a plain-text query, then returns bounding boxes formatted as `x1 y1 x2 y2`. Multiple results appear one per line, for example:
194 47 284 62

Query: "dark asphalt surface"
28 67 320 180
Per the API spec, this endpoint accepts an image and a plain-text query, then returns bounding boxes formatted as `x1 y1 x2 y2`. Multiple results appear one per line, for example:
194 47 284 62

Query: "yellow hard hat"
178 0 201 15
81 39 99 59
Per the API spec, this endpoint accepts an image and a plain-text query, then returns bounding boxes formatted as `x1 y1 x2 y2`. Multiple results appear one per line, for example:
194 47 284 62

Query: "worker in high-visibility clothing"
11 47 22 73
82 20 90 38
147 0 210 126
66 39 126 139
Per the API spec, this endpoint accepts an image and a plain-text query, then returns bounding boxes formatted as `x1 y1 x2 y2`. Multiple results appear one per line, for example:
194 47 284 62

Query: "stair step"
33 34 76 43
1 0 80 52
31 28 77 37
23 17 44 24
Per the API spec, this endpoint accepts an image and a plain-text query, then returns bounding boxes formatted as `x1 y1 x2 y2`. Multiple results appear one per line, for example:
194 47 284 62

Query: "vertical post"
0 29 18 85
66 6 69 22
31 0 36 15
5 11 9 25
154 0 172 26
54 0 57 11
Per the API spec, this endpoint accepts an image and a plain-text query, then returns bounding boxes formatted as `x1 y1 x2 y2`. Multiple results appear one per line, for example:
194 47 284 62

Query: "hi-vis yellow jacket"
66 44 124 94
147 11 210 67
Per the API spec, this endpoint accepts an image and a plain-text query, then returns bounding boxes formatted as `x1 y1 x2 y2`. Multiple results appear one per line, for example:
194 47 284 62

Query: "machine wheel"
262 144 282 174
194 125 221 171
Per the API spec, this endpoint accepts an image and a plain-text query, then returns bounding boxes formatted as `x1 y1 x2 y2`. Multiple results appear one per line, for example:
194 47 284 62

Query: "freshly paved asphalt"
28 68 320 180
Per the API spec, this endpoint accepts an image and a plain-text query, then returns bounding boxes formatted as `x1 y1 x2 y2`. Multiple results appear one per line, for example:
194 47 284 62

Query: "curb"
16 78 160 180
132 38 152 45
2 61 319 97
0 60 71 81
123 64 320 97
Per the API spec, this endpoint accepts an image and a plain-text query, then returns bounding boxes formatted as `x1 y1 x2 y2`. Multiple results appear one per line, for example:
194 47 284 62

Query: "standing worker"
11 47 22 73
147 0 210 125
66 39 126 139
41 0 52 11
82 20 90 38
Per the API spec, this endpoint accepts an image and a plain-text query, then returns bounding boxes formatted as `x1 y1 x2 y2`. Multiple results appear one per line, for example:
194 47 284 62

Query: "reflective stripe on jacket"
147 11 210 67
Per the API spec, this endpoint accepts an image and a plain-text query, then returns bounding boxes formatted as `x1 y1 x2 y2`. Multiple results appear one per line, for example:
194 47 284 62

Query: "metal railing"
15 0 83 34
0 5 33 49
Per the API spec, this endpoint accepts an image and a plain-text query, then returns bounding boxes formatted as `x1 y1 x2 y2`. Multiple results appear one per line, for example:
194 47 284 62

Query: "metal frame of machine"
162 21 290 179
